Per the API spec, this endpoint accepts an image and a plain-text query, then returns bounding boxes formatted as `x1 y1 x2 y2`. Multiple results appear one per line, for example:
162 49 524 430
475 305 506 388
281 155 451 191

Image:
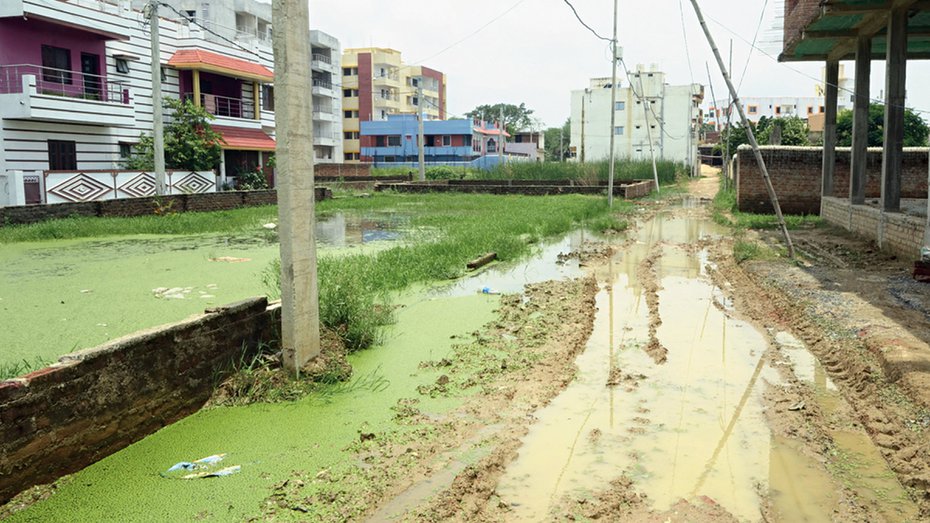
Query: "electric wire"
409 0 529 65
561 0 613 42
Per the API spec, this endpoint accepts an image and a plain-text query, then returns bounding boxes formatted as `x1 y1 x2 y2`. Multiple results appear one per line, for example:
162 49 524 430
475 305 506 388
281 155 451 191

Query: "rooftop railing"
182 92 255 119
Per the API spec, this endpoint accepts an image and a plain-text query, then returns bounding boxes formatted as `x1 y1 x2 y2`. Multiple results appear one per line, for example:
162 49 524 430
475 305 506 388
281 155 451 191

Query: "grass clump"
274 193 622 352
0 357 48 380
0 205 279 243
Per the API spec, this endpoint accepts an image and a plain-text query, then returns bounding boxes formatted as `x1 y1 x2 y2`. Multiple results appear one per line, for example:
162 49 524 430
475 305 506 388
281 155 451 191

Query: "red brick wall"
737 147 929 214
0 298 281 504
314 163 372 177
783 0 822 56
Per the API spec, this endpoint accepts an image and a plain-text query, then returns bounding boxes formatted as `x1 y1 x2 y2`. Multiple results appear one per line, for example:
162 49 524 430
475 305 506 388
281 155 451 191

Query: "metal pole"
417 80 425 181
687 0 794 257
559 126 564 162
580 92 586 164
607 0 619 207
147 1 166 195
273 0 321 372
637 70 661 195
498 106 504 169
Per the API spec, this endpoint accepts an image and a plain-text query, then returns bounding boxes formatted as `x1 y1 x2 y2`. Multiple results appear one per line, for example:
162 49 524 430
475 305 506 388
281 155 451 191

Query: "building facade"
341 47 446 163
0 0 340 205
569 65 704 166
360 115 508 169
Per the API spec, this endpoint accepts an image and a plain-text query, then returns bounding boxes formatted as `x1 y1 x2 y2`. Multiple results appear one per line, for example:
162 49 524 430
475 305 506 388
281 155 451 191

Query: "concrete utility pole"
688 0 794 258
580 91 587 164
146 1 166 195
559 126 564 162
636 70 661 195
498 106 505 168
417 79 425 181
272 0 321 372
606 0 619 207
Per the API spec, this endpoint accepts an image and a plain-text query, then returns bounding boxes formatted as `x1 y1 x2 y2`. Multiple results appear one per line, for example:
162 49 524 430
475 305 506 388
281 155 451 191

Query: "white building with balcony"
0 0 341 206
569 65 704 167
310 30 342 163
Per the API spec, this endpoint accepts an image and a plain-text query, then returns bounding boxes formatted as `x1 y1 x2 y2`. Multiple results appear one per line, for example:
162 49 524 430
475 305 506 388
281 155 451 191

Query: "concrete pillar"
850 36 871 204
192 70 201 107
272 0 321 371
882 8 908 212
822 61 839 203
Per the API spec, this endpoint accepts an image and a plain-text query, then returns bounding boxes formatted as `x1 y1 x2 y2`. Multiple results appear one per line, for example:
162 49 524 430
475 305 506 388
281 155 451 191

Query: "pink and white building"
0 0 337 206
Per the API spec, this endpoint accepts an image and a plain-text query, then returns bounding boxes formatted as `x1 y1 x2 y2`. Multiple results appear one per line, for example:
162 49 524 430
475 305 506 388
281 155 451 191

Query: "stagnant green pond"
7 292 498 522
0 212 411 370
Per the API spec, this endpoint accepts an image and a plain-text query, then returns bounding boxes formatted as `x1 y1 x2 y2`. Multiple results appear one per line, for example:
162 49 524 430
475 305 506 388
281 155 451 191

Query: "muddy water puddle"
495 211 913 522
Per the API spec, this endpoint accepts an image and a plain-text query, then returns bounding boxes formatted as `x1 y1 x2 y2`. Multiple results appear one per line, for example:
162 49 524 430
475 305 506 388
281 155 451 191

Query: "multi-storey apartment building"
341 47 446 163
569 65 704 166
0 0 341 205
143 1 343 163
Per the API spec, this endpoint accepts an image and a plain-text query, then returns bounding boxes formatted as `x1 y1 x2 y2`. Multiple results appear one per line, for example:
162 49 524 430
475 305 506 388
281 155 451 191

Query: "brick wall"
0 188 331 227
376 180 655 198
783 0 821 54
737 147 929 214
315 163 372 177
0 298 281 505
821 196 926 258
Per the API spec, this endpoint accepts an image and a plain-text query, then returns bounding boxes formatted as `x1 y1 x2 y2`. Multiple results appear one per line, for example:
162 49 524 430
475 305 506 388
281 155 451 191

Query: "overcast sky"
306 0 930 128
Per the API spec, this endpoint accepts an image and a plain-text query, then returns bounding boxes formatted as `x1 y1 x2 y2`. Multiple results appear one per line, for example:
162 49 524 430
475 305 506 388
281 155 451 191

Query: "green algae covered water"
8 293 498 522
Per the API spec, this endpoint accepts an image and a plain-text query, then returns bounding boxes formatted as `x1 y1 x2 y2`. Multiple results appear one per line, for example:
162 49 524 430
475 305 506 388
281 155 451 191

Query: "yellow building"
341 48 447 163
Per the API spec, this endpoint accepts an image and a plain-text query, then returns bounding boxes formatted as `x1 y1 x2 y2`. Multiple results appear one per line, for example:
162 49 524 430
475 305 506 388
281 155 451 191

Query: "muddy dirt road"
251 176 930 522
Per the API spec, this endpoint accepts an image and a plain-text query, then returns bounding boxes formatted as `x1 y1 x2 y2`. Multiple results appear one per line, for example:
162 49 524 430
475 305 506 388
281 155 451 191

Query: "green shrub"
426 166 458 180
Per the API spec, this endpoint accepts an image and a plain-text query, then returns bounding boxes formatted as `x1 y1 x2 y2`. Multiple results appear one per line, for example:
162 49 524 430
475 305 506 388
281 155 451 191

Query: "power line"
678 0 695 84
737 0 769 93
156 2 266 61
702 10 930 117
409 0 529 65
562 0 612 42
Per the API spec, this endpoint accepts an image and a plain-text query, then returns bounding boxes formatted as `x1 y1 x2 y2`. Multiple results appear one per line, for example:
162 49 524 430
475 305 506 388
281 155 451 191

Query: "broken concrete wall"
0 298 281 504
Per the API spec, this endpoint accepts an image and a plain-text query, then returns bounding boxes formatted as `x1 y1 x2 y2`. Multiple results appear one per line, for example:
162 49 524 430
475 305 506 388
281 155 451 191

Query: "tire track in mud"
636 244 668 365
709 247 930 518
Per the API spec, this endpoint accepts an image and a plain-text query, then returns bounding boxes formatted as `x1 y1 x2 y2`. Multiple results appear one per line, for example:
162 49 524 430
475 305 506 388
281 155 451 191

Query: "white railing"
312 78 333 90
311 54 332 65
0 64 128 104
44 170 217 203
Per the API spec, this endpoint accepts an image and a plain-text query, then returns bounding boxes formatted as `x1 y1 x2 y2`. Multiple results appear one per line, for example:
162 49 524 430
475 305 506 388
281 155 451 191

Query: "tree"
836 103 930 147
465 103 535 135
126 98 223 171
717 115 810 154
544 119 571 161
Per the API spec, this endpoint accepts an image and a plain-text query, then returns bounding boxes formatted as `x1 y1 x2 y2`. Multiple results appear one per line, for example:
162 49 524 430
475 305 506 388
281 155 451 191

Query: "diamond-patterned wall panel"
118 173 156 198
47 173 112 202
172 172 214 194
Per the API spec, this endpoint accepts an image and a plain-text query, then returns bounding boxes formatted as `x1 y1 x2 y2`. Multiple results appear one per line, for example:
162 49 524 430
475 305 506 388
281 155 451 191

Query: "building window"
615 101 625 111
41 45 72 84
344 131 359 139
748 105 758 115
344 152 359 161
184 9 196 21
344 110 359 118
118 142 135 159
342 67 358 76
115 58 130 74
819 106 825 112
614 126 624 136
807 106 814 114
343 88 359 97
48 140 77 170
411 96 419 106
262 85 275 112
775 106 782 115
387 135 401 147
442 135 452 146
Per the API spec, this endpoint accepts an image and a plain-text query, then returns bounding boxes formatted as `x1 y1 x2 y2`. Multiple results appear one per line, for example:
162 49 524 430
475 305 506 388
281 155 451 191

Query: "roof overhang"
214 126 276 151
781 0 930 62
168 49 274 83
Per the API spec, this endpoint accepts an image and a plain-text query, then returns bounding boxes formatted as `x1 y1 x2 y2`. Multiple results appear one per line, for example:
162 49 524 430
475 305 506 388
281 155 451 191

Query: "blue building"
360 114 509 168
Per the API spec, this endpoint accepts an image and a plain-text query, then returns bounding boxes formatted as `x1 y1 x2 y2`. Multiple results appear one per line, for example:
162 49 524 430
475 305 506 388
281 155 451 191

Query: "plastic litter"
922 246 930 262
480 286 501 295
163 454 239 479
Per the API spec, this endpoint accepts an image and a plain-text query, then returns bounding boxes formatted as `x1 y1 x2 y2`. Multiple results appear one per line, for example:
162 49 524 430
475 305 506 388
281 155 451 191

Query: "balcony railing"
182 92 255 119
312 78 333 90
311 54 332 65
0 64 128 104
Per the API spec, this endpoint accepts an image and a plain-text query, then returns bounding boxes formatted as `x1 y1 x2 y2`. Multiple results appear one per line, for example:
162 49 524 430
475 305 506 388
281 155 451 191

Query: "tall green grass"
271 193 627 351
486 159 684 185
0 205 279 243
